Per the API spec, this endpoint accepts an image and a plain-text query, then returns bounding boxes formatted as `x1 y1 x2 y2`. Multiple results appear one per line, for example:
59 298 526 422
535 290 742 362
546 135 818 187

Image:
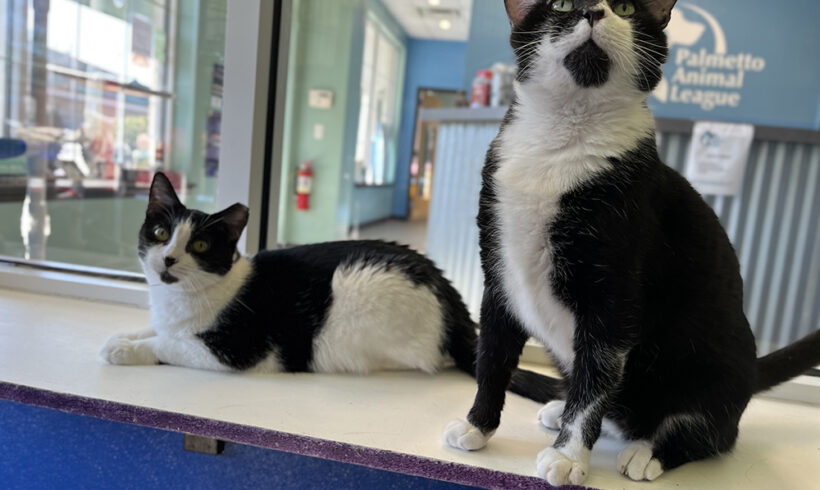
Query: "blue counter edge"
0 381 590 490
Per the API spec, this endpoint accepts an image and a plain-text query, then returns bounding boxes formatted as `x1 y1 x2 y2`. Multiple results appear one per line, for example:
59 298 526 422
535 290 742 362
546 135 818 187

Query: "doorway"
358 88 465 252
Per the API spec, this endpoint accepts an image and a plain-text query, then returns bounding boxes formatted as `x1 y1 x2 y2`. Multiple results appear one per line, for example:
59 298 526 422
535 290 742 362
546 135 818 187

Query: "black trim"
258 0 284 252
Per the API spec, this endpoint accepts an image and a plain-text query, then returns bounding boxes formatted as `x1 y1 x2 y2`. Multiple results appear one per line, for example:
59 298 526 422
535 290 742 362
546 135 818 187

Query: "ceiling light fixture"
428 0 442 6
438 19 452 30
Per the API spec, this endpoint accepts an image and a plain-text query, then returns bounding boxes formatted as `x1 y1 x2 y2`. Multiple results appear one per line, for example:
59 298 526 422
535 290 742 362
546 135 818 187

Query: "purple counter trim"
0 382 595 490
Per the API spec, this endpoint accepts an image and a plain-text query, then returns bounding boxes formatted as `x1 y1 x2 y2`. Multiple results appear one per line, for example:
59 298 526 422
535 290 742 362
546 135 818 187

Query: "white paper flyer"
685 121 755 196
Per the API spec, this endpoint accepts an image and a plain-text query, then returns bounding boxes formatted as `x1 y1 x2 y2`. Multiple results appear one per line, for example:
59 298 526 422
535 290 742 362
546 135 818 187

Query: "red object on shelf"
296 161 314 211
470 69 493 108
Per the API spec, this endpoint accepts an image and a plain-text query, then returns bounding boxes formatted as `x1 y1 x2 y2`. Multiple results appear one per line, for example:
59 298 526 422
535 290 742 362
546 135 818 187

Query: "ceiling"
380 0 473 42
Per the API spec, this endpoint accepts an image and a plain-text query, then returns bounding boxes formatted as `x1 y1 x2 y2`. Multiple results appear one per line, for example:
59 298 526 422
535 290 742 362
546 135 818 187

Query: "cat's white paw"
100 336 158 365
537 400 565 431
536 446 589 486
442 420 493 451
617 441 664 481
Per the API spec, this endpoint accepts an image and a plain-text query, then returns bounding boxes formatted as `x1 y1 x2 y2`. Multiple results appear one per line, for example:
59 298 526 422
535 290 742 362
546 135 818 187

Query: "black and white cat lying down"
101 172 561 403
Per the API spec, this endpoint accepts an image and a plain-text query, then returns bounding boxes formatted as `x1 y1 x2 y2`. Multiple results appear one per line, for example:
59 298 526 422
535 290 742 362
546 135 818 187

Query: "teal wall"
279 0 406 244
279 0 362 245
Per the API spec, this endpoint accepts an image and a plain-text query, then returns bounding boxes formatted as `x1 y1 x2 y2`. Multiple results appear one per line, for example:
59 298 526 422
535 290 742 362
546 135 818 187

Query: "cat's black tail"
507 368 566 404
446 318 565 404
756 329 820 393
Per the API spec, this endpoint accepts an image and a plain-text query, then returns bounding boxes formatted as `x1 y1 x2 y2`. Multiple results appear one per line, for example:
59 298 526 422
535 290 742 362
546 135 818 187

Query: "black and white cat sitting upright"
443 0 820 486
101 173 561 404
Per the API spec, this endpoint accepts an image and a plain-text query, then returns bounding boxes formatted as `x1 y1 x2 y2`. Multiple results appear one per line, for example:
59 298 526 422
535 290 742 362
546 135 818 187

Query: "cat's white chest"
493 147 610 371
496 185 577 370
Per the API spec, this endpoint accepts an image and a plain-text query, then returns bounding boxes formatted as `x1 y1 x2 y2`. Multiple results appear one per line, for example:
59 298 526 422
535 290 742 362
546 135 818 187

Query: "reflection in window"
0 0 227 272
354 16 402 186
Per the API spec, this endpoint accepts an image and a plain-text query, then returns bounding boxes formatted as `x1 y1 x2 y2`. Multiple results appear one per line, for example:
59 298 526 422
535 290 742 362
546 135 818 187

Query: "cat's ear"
213 203 249 243
644 0 677 28
147 172 182 216
505 0 539 25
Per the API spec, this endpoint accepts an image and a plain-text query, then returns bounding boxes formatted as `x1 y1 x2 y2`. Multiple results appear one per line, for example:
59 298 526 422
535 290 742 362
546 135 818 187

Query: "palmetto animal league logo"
652 3 767 111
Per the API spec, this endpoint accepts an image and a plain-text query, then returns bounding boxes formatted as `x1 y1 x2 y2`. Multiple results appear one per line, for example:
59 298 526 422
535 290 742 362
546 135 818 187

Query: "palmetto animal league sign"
648 0 820 130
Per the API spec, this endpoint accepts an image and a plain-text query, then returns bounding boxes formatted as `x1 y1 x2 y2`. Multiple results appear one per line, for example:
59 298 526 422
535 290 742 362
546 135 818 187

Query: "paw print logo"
653 3 726 104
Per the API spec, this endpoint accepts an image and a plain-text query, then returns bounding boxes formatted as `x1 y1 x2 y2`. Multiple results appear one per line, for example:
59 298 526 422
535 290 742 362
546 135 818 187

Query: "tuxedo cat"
443 0 820 485
100 173 562 404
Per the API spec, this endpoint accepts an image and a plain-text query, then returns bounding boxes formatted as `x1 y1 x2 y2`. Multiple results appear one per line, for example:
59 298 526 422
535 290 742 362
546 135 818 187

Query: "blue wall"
461 0 513 93
392 39 467 218
0 400 475 490
647 0 820 129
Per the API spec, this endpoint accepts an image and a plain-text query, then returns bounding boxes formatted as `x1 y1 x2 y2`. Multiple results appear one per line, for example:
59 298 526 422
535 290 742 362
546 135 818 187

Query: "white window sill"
1 287 819 489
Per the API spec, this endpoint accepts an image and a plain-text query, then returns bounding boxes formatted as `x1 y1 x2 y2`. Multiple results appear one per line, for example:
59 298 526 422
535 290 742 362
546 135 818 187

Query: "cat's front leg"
536 347 627 486
141 335 231 371
443 288 529 451
107 328 157 342
100 335 159 365
100 328 159 365
101 334 229 371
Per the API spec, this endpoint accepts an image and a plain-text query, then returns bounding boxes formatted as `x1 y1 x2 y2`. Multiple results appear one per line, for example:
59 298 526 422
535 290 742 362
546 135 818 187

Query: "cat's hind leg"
538 400 565 431
539 400 625 439
618 412 738 481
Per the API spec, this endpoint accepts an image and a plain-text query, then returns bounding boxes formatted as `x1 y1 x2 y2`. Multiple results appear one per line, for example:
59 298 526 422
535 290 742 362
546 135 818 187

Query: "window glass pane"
0 0 228 272
353 20 400 187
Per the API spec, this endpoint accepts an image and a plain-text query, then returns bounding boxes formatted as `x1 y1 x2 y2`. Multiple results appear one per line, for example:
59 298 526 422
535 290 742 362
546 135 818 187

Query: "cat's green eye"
612 1 636 17
153 226 170 242
552 0 573 13
191 240 210 253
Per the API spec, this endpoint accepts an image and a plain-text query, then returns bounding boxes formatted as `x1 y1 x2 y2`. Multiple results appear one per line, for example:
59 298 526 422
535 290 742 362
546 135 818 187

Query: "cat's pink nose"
164 256 177 267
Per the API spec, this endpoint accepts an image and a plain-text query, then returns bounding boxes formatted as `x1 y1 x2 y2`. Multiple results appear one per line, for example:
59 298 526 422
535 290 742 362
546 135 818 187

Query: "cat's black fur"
453 0 820 481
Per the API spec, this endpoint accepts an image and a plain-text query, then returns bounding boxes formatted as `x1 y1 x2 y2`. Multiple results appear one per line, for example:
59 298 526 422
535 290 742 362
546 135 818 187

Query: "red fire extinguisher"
296 161 314 211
